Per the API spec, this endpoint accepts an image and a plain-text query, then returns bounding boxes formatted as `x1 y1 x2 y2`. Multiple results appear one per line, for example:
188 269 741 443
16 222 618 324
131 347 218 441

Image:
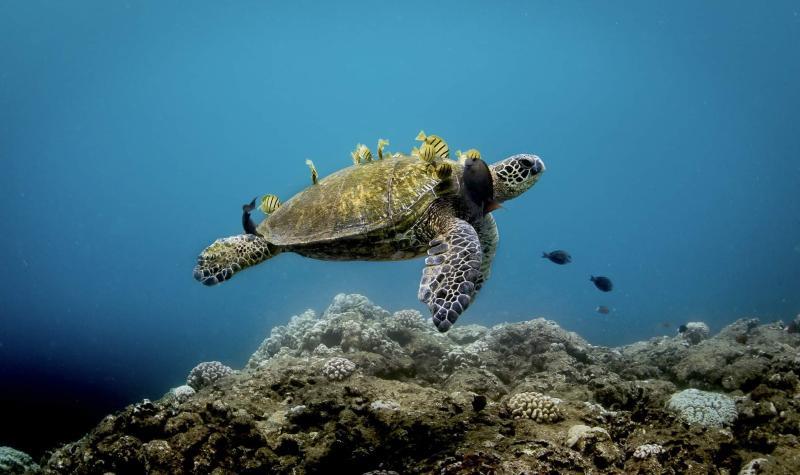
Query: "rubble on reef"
39 294 800 474
1 446 41 474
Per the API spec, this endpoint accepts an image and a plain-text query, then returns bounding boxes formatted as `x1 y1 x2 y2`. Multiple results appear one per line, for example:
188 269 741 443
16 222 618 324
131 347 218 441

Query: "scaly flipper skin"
474 213 499 295
418 217 483 332
193 234 277 286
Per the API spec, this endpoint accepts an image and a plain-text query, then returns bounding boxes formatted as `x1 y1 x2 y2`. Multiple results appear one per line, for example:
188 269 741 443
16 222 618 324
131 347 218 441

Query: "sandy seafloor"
3 293 798 474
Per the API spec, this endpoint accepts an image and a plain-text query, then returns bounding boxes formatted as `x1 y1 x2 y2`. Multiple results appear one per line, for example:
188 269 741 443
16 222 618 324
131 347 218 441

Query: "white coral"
566 424 610 448
739 458 768 475
168 385 196 403
633 443 663 459
186 361 235 390
440 346 484 373
392 309 427 329
322 357 357 381
681 321 710 345
312 343 338 357
370 400 401 412
507 392 563 423
666 388 737 428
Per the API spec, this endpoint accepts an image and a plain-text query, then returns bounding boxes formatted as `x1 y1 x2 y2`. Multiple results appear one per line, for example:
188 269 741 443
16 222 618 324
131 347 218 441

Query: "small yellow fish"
351 149 360 165
418 142 436 164
466 148 481 160
377 138 389 160
305 159 318 185
434 161 453 180
415 130 450 159
357 143 373 162
259 194 281 214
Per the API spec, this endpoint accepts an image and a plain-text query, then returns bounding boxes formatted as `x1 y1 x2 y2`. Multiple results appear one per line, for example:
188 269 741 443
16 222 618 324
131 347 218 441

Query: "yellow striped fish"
377 138 389 160
456 148 481 164
357 143 373 162
351 149 360 165
305 159 318 185
415 130 450 159
259 194 281 214
434 161 453 180
417 142 436 164
465 148 481 160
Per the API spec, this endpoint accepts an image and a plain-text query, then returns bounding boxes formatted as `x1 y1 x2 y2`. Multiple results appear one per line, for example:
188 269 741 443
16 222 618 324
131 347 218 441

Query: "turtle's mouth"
518 155 545 177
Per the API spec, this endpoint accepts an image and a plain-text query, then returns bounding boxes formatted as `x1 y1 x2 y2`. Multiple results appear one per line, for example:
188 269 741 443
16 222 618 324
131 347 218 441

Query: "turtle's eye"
519 156 544 175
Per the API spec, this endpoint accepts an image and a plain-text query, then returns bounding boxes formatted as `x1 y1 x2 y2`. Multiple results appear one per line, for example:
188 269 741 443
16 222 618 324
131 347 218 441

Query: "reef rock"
0 446 40 474
40 294 800 474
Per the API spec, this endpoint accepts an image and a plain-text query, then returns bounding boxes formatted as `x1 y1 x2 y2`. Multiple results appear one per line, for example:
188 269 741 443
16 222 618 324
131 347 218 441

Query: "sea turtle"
193 151 545 332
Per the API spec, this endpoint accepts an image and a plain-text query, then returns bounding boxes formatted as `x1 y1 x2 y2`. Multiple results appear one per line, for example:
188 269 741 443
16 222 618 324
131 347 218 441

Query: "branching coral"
186 361 234 390
322 357 357 381
507 391 563 422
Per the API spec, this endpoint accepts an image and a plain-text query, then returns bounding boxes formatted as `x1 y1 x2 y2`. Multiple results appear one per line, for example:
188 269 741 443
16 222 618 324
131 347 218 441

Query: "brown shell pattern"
258 155 457 246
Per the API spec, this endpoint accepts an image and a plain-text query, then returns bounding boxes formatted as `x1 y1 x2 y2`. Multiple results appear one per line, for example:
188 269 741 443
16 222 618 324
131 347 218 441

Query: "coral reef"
186 361 235 390
165 385 196 403
666 388 738 428
739 457 768 474
507 391 563 422
321 357 357 381
681 321 711 344
632 443 663 459
38 294 800 474
0 446 40 474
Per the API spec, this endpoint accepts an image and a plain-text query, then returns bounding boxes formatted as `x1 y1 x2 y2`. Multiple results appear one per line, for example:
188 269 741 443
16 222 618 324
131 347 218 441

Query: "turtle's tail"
193 234 279 286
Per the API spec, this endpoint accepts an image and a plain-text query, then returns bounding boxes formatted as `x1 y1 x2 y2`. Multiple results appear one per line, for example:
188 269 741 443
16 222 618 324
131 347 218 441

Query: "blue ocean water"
1 0 799 455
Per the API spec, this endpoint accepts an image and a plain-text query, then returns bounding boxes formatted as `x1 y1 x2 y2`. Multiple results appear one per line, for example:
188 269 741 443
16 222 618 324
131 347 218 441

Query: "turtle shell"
258 155 457 246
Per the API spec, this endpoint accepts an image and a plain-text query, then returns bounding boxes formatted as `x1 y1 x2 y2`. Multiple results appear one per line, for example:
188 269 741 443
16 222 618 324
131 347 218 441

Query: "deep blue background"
2 0 799 455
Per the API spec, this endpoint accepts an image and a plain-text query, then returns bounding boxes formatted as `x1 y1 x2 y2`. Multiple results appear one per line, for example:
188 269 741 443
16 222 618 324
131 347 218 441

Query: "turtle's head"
489 154 545 202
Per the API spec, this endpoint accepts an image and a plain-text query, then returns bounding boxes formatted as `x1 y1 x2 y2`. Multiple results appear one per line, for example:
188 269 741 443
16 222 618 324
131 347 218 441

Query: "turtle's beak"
518 154 545 176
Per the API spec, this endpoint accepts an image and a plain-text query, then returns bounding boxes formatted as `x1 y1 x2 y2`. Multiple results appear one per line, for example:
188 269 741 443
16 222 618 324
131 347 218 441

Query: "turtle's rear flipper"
418 217 483 332
193 234 279 286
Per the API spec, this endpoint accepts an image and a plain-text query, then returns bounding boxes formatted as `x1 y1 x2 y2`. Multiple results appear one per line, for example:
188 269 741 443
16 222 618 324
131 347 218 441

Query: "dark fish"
242 197 259 236
595 305 611 315
678 324 688 333
590 275 613 292
660 322 671 328
542 250 571 265
463 156 501 215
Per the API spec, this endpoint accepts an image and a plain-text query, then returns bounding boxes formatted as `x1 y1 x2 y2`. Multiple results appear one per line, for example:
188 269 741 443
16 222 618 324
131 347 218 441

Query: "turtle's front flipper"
474 213 499 297
418 217 483 332
193 234 279 286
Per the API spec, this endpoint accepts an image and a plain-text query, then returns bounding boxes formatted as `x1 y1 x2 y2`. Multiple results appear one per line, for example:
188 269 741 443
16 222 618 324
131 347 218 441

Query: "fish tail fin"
485 200 502 213
589 275 595 281
416 130 426 141
542 252 548 258
243 197 256 212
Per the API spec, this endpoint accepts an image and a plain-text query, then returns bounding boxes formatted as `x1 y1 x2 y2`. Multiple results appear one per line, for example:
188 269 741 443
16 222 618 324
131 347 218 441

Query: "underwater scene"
1 1 800 473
